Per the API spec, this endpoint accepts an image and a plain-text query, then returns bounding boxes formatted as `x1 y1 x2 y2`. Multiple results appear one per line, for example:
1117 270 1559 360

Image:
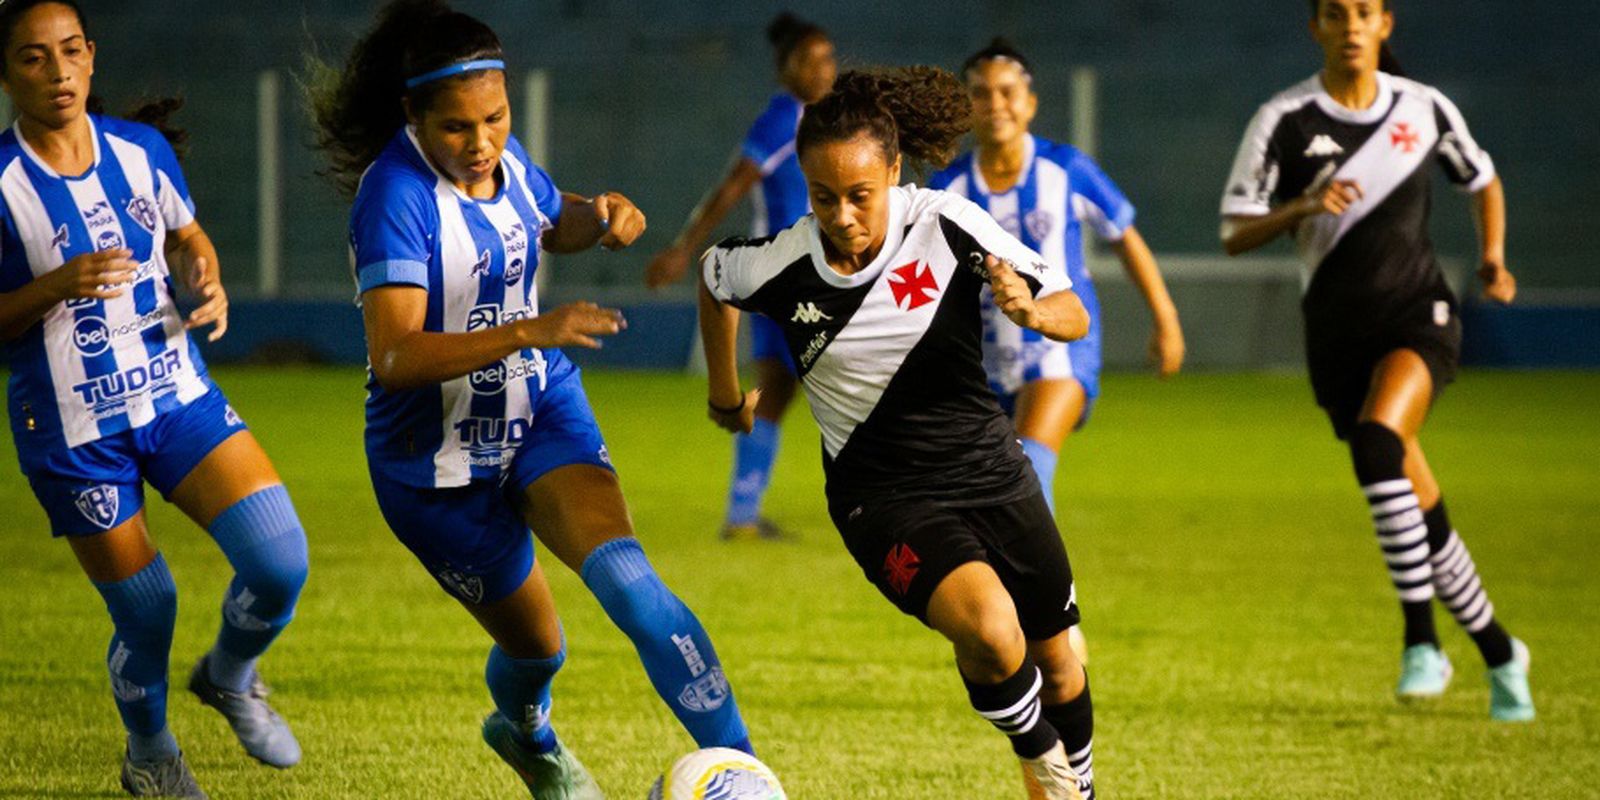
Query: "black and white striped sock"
963 655 1060 760
1042 677 1096 800
1350 422 1439 648
1424 501 1514 667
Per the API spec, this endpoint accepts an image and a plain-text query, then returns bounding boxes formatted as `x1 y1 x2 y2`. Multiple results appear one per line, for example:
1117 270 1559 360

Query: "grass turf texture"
1 367 1597 798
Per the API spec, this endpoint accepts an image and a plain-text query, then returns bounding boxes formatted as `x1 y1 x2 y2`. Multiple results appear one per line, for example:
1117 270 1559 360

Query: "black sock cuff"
963 654 1042 708
1349 421 1407 485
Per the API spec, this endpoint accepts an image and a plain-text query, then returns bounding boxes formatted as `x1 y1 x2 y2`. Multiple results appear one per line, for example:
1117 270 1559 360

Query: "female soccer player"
702 67 1098 799
1220 0 1533 720
310 1 754 793
644 12 836 540
932 39 1186 663
0 0 308 795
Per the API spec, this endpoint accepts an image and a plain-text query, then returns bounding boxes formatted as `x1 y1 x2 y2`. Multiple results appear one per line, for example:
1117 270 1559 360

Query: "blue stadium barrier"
1460 302 1600 368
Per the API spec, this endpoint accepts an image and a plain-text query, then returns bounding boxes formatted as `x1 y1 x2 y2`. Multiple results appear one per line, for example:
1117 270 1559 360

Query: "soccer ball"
646 748 786 800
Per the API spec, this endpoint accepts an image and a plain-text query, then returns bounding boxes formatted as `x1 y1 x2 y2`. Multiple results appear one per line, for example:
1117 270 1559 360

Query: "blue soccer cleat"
120 749 207 799
482 712 605 800
1395 643 1453 699
1488 638 1535 722
188 655 301 768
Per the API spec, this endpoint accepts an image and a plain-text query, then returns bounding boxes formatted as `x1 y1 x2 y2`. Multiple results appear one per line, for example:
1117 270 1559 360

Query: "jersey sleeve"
505 136 563 225
1063 149 1136 241
1429 89 1496 193
950 201 1071 298
144 131 196 231
740 101 797 177
1220 104 1284 218
700 240 760 311
350 171 436 293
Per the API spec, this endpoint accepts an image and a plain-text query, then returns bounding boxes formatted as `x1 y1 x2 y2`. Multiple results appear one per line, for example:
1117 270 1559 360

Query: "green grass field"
2 367 1597 798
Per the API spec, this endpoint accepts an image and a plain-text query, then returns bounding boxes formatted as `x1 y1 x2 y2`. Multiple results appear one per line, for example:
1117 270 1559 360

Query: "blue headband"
404 59 506 90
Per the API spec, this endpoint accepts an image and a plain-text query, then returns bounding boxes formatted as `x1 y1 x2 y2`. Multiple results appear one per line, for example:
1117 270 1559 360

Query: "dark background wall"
79 1 1599 298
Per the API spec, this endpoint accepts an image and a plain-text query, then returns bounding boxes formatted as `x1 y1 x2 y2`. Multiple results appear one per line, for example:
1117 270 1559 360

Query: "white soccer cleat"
1020 742 1084 800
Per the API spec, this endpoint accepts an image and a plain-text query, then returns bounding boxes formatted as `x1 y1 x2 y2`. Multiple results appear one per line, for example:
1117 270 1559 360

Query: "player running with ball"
701 67 1099 799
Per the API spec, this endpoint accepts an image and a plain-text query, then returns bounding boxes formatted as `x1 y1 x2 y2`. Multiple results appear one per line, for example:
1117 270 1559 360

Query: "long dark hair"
0 0 187 156
796 67 972 174
766 12 826 69
1307 0 1405 75
306 0 504 197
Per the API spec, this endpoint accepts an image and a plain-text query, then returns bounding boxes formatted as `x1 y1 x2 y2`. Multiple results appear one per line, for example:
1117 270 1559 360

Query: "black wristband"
708 392 746 415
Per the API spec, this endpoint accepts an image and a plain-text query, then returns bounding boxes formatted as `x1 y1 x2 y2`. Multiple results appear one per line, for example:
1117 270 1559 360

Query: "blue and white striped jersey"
351 128 562 489
741 93 810 237
1 115 209 450
931 135 1135 394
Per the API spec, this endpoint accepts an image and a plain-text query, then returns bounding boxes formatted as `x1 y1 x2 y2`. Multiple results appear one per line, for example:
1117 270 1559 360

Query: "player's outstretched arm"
698 275 761 434
362 285 623 391
987 255 1089 343
1111 226 1185 377
646 157 763 289
0 248 139 342
1472 175 1515 305
541 191 647 254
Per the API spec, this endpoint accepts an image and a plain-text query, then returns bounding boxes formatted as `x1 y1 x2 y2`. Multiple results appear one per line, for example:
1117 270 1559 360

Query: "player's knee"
951 615 1027 683
95 553 179 644
211 486 309 617
1348 420 1405 482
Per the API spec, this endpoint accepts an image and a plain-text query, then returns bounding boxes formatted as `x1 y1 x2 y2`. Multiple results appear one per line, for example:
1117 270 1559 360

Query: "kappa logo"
75 484 120 529
50 224 69 250
884 542 921 596
1390 122 1421 153
888 261 939 311
791 302 832 324
436 568 486 604
126 195 159 234
1024 209 1055 242
1304 134 1344 158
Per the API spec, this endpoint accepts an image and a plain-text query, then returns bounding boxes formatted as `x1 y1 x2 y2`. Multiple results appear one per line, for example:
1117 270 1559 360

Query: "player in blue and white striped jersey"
0 1 308 795
645 13 836 541
312 2 753 791
931 40 1184 671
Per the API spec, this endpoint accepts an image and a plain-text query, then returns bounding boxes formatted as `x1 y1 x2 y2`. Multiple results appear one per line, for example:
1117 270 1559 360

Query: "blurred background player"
701 67 1099 800
931 38 1186 664
1220 0 1532 720
644 12 836 540
309 1 754 794
0 0 309 796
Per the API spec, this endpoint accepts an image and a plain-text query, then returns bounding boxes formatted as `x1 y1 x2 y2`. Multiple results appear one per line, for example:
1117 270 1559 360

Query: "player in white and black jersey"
702 68 1097 799
1221 0 1533 721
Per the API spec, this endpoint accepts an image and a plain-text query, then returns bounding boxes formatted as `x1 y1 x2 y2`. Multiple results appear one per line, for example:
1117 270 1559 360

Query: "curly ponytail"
306 0 504 197
796 67 972 174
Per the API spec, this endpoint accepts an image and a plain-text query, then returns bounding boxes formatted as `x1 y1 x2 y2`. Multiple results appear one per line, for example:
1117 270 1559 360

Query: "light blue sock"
486 640 564 754
205 486 309 692
93 554 178 753
725 418 780 526
581 538 753 754
1021 437 1059 515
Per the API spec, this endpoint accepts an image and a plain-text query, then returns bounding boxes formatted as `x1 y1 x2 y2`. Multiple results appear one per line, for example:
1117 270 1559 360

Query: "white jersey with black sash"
1222 71 1495 335
702 184 1071 508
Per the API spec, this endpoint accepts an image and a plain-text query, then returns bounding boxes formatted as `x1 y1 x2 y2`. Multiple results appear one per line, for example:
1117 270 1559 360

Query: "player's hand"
593 192 646 251
44 248 139 302
1299 178 1362 218
644 245 692 290
519 301 625 349
1150 315 1185 378
708 387 762 435
182 255 230 342
987 254 1041 329
1479 260 1516 305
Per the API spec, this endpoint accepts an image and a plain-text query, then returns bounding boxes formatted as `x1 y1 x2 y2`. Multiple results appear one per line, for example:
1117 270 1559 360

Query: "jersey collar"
806 184 910 288
14 114 101 180
1312 70 1395 125
404 125 507 204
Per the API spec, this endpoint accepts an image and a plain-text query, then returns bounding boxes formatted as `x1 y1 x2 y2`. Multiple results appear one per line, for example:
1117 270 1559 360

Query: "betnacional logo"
72 316 112 356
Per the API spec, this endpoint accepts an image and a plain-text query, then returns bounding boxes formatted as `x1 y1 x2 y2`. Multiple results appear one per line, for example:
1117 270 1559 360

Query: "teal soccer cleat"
482 712 605 800
1395 643 1453 699
1488 638 1536 722
120 749 207 799
188 655 302 768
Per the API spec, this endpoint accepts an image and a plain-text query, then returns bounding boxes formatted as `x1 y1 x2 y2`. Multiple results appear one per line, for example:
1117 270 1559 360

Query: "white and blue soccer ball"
647 748 786 800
